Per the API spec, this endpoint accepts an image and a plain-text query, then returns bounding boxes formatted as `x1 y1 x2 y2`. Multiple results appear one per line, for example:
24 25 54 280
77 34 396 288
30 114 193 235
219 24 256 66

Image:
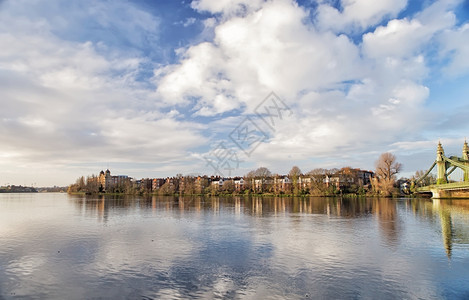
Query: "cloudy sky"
1 0 469 186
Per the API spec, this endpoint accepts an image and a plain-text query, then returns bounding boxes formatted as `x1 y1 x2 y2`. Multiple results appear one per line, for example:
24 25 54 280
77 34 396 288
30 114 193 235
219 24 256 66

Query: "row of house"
96 167 373 194
228 168 373 193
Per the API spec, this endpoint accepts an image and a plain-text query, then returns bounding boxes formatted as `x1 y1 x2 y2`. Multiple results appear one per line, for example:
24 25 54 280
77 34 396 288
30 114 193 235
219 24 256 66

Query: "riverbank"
0 186 37 193
67 190 405 198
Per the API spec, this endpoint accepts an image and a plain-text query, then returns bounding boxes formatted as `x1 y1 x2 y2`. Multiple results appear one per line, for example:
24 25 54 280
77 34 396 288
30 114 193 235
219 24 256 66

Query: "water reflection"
70 195 382 219
2 194 469 299
372 198 401 248
70 194 154 223
407 199 469 258
69 195 469 259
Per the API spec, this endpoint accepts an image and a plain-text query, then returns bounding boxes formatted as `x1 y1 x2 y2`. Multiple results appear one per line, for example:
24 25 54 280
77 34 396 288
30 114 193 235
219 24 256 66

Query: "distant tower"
463 140 469 182
98 170 105 190
105 169 111 190
436 141 447 184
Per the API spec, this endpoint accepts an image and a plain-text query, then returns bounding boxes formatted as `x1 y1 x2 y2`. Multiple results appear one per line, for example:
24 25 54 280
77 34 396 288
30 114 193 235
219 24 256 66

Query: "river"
1 193 469 299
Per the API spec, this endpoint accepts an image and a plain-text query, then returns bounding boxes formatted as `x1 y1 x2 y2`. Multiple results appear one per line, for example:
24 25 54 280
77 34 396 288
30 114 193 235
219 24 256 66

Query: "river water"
1 193 469 299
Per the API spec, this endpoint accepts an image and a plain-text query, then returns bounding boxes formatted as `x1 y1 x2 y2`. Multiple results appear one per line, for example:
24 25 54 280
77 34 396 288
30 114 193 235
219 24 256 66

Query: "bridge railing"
416 181 469 192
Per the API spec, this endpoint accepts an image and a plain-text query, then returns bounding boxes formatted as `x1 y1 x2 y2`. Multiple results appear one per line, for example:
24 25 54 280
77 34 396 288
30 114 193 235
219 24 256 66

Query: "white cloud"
315 0 408 32
439 23 469 76
1 0 469 185
191 0 264 16
184 17 197 27
0 0 207 185
363 18 427 59
155 41 236 111
362 2 455 60
155 0 447 172
156 0 363 116
392 138 465 151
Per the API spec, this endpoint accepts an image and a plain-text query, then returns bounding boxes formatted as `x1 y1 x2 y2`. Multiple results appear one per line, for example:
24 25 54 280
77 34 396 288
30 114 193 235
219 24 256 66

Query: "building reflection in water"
70 194 153 223
69 194 469 258
211 197 219 215
70 195 380 220
70 195 109 223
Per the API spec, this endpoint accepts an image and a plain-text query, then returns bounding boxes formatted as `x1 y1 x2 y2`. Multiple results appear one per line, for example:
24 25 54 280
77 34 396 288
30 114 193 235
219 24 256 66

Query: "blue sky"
0 0 468 186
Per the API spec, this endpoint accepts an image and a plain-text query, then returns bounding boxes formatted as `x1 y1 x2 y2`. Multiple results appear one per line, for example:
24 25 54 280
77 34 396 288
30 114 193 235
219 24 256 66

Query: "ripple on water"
2 194 469 299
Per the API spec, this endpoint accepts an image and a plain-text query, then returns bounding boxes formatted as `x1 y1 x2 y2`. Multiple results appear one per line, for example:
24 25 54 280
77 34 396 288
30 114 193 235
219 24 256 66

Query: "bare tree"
222 180 235 193
244 170 256 191
78 176 85 190
250 167 272 193
195 177 209 194
376 153 402 180
289 166 302 195
245 170 256 178
307 168 326 176
253 167 272 178
289 166 302 177
159 181 176 195
272 174 282 195
86 175 100 193
413 170 436 187
375 152 402 196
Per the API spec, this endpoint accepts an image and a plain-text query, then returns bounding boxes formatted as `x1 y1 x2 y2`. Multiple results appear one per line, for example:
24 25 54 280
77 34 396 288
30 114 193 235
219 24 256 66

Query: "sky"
0 0 469 186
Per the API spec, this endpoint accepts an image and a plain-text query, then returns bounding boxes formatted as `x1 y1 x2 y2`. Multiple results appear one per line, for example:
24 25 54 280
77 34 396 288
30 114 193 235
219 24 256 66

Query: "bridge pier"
430 188 469 199
430 188 448 199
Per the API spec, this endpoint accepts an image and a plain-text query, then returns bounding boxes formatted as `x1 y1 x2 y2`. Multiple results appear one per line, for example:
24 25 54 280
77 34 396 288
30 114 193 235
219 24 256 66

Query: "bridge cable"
446 166 458 177
415 161 436 185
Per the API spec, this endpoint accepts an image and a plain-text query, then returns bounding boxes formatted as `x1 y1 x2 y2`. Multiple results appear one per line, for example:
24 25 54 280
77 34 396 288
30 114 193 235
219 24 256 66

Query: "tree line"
68 152 422 197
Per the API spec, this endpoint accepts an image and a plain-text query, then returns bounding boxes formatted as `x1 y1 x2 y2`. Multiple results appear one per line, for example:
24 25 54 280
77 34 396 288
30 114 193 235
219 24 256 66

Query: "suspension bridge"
414 141 469 198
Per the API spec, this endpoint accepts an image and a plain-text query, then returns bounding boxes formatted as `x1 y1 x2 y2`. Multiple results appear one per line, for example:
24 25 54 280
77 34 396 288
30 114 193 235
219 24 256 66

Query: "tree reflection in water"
69 194 469 259
2 193 469 298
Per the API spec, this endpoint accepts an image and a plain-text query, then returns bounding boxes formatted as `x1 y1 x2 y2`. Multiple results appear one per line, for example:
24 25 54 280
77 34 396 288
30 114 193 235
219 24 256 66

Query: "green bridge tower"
463 140 469 182
436 141 447 185
414 140 469 198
